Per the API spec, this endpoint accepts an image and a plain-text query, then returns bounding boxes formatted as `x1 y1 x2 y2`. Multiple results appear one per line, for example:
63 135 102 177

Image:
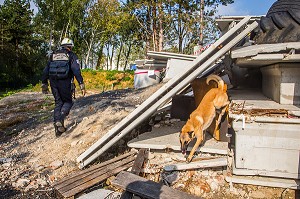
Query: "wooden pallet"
53 151 137 198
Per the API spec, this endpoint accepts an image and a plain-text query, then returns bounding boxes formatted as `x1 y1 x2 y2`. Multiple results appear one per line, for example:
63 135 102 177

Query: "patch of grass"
123 76 131 81
105 70 119 81
39 114 51 122
0 70 134 100
0 89 20 100
81 69 134 92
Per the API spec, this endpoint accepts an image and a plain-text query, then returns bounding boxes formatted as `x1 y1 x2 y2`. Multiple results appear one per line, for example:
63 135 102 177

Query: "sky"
217 0 276 16
0 0 277 16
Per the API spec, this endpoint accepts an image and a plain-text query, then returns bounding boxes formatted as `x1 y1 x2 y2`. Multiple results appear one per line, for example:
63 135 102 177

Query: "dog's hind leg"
213 105 229 136
186 128 204 163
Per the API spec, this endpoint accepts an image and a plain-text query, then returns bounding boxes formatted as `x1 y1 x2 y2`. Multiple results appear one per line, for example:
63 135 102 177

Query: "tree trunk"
97 43 104 70
178 4 183 53
106 44 110 70
116 41 124 71
85 30 95 69
152 2 157 51
109 43 115 70
158 0 163 51
199 0 204 44
146 4 151 53
124 41 132 70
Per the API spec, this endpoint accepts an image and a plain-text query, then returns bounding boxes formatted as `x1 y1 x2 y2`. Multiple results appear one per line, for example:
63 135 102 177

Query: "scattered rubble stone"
153 124 161 128
162 172 180 185
48 175 56 183
24 181 39 192
12 178 30 188
50 160 63 170
36 178 48 187
71 140 79 147
2 162 11 167
0 88 297 199
34 164 45 172
0 157 13 163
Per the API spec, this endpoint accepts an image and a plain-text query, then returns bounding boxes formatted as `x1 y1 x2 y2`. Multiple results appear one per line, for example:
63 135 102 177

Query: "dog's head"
179 125 195 155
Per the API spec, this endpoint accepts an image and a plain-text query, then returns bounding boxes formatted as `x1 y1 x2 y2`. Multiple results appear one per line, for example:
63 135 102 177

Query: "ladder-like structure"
77 16 258 168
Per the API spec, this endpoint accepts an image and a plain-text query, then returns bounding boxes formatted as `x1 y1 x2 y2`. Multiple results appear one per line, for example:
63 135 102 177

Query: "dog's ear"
188 131 194 138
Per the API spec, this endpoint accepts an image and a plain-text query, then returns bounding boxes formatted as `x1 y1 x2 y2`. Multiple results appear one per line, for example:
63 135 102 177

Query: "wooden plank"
121 149 150 199
164 157 227 171
62 163 134 198
131 149 149 175
112 171 202 199
57 156 136 194
53 151 137 188
56 156 135 191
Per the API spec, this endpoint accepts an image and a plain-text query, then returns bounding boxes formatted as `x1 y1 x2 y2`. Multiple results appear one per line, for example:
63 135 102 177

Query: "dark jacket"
42 47 84 85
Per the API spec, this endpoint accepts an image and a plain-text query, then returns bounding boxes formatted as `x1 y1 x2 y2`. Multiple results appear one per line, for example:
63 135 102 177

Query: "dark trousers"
50 78 73 123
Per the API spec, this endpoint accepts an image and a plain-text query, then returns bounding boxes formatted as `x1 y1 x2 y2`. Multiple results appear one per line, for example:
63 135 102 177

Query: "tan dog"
179 74 230 162
191 77 219 139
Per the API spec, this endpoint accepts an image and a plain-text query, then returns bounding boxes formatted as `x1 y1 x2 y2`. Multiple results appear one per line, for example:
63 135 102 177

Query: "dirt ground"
0 84 298 198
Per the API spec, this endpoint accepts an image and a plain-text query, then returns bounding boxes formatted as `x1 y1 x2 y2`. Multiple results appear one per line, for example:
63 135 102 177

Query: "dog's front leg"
186 129 204 163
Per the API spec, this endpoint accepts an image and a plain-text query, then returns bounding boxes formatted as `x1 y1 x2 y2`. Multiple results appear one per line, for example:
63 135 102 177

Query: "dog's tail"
206 74 226 91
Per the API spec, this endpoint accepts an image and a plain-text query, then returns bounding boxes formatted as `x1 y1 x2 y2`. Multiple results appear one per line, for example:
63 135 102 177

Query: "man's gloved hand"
80 83 86 96
41 83 49 94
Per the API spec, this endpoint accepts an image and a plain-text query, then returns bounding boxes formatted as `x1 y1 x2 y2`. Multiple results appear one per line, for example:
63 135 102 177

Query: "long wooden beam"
112 171 203 199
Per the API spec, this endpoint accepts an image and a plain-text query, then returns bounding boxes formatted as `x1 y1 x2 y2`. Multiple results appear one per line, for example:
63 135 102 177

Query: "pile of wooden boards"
53 151 137 198
54 149 203 198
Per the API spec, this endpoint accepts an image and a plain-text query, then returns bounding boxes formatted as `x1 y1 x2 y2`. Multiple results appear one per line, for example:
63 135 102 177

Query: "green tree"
33 0 90 57
0 0 44 89
122 0 234 54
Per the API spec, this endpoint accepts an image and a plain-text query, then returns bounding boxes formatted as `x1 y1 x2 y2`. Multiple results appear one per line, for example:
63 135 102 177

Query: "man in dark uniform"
41 38 86 137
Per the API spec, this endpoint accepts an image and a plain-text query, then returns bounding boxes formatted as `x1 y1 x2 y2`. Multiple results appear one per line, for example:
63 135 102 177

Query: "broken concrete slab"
76 189 121 199
164 157 227 171
226 175 300 190
164 59 194 81
127 121 228 155
229 89 300 112
231 42 300 59
147 51 197 61
235 54 300 67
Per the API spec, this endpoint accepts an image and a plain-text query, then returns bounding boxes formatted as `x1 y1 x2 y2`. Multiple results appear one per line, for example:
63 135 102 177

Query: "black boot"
54 121 65 137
